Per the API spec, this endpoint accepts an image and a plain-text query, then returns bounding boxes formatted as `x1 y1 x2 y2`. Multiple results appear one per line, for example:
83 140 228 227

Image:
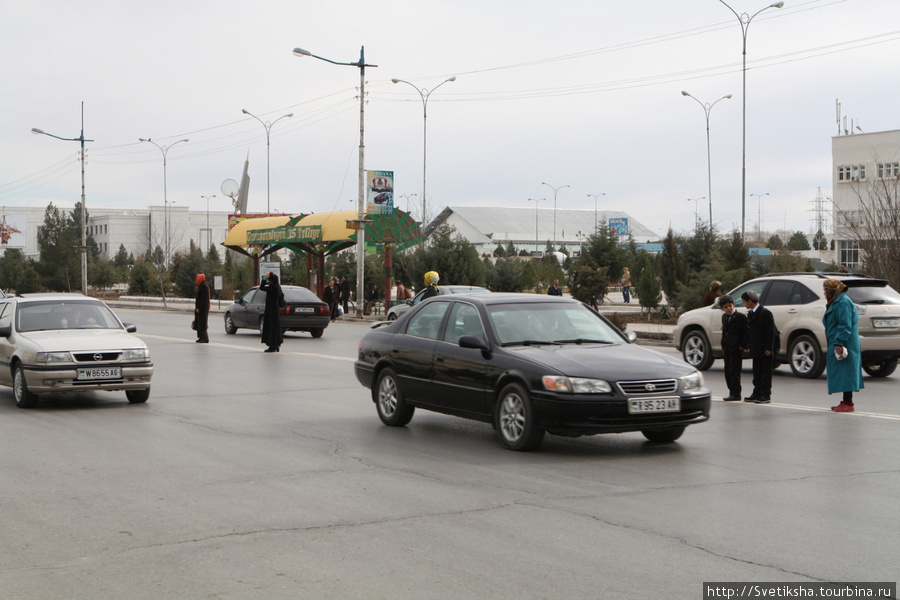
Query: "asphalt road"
1 308 897 600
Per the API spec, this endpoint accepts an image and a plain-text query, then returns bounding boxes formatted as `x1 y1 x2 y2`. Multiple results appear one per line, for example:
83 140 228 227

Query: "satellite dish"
221 179 240 211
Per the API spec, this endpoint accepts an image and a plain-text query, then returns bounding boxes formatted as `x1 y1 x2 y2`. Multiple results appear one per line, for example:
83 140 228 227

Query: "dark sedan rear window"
282 287 321 303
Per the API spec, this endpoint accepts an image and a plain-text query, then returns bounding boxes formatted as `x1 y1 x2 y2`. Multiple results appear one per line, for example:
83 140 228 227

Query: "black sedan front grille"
73 352 121 362
618 378 678 395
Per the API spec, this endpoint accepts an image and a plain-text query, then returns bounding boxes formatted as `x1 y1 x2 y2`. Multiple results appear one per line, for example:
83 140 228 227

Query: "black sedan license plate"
628 397 680 414
295 307 314 313
77 367 121 380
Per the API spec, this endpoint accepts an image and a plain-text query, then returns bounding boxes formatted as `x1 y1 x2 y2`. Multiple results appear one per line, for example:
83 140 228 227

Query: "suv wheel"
788 334 825 379
862 358 897 378
681 330 714 371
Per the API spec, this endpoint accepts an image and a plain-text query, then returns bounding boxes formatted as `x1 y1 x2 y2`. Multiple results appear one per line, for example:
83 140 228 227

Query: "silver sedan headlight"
35 351 73 364
121 348 150 361
680 371 705 392
542 375 612 394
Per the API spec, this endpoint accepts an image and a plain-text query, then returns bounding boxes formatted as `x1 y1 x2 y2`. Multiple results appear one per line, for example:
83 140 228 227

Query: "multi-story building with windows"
832 129 900 269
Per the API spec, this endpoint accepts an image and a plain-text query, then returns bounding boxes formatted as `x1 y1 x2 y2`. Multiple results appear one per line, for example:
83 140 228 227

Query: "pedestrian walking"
741 289 776 403
823 279 864 412
719 295 749 401
339 275 351 316
548 279 563 296
194 273 210 343
323 278 339 322
702 280 723 307
259 271 283 353
620 267 632 303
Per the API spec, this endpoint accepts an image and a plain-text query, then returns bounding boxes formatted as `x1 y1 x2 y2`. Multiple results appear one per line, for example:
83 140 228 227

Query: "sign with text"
366 170 394 216
246 225 322 245
609 217 629 236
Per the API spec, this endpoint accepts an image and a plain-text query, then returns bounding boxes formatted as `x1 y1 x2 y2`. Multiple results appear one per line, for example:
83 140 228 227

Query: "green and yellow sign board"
245 225 323 245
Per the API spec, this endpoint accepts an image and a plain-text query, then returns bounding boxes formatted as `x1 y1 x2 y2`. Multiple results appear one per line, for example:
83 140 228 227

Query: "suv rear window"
846 284 900 305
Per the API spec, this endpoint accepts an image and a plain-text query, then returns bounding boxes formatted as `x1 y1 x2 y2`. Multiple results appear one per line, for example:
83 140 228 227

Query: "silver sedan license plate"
628 397 680 414
77 367 121 380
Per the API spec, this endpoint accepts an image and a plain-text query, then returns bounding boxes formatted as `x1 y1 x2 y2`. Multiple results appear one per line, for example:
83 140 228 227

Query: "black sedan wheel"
494 383 545 451
375 368 414 426
310 328 324 338
642 426 685 443
863 358 897 378
13 363 38 409
224 313 237 334
789 334 825 378
126 388 150 404
681 330 714 371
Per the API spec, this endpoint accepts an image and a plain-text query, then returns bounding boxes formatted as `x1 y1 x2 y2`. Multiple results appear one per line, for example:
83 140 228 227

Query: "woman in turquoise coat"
823 279 863 412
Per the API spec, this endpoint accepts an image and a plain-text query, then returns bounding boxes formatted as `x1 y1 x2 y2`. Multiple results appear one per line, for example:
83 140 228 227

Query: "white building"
832 129 900 269
0 204 233 261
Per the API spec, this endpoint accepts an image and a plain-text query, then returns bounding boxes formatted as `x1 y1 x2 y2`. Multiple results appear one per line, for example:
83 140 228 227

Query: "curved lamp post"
294 46 377 318
718 0 785 242
587 193 605 232
398 193 417 213
31 102 93 295
241 109 293 215
390 76 456 224
687 197 706 231
681 91 731 227
751 192 769 241
542 181 570 247
139 137 189 268
528 197 545 250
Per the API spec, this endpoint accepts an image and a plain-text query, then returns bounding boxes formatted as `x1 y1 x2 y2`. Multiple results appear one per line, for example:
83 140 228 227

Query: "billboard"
609 217 629 236
366 170 394 216
0 213 27 249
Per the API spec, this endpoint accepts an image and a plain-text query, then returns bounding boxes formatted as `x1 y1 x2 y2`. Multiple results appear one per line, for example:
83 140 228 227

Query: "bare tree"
836 173 900 287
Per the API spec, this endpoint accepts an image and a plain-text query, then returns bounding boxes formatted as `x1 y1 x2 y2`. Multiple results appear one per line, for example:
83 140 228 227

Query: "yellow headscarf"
424 271 440 288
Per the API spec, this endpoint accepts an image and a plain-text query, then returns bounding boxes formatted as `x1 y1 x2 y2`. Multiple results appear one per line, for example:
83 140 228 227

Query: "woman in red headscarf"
195 273 211 343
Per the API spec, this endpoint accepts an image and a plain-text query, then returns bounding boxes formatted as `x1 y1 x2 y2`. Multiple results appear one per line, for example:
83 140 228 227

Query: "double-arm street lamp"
542 181 570 247
294 45 377 318
718 0 785 242
139 137 189 268
31 102 93 295
587 193 605 232
528 198 545 250
687 197 706 231
200 194 216 249
241 109 293 215
751 192 769 241
390 76 456 224
681 91 732 227
399 193 418 213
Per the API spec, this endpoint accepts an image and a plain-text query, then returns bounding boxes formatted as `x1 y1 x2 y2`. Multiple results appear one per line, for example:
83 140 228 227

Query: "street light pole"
751 192 769 241
718 0 785 242
391 76 456 224
681 91 732 227
241 109 293 215
139 137 189 268
200 194 216 249
528 198 545 250
587 193 605 232
32 102 93 295
541 182 570 248
687 197 705 231
399 193 417 214
294 46 377 318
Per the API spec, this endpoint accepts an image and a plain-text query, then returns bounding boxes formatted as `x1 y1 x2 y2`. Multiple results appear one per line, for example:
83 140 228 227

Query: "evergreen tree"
787 231 811 251
36 203 80 291
485 257 524 292
636 254 662 315
658 229 686 312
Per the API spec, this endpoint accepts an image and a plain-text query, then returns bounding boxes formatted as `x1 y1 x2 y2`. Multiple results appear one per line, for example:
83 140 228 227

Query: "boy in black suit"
719 295 749 401
741 289 777 403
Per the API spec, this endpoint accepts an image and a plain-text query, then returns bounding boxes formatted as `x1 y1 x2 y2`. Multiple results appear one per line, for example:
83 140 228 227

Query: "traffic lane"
2 315 898 597
647 345 900 417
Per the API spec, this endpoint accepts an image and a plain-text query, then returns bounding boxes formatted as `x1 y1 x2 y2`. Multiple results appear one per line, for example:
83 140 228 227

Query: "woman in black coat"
259 271 283 353
194 273 211 343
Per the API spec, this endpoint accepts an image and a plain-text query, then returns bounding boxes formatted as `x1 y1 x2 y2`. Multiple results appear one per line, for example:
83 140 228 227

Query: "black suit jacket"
746 305 776 357
721 311 749 351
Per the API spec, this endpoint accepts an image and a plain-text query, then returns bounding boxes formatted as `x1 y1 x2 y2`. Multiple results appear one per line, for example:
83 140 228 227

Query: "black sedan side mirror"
459 335 490 351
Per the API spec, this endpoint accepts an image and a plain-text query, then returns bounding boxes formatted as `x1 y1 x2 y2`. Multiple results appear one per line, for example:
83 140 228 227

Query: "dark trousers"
723 348 743 397
751 354 774 398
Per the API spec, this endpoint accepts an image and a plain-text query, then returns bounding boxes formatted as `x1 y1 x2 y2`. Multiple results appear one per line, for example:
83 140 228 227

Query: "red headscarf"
196 273 206 286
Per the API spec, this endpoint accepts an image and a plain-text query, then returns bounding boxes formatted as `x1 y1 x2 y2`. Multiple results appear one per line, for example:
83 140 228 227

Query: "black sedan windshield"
488 302 622 346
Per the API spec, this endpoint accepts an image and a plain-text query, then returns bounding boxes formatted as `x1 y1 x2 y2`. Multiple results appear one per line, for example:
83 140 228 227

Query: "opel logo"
93 353 103 361
644 383 657 391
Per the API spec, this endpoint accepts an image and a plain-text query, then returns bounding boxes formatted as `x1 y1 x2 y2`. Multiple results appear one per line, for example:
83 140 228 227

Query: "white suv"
673 273 900 379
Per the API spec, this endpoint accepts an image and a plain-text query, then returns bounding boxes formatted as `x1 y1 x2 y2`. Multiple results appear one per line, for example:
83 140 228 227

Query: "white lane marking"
714 396 900 421
137 334 356 362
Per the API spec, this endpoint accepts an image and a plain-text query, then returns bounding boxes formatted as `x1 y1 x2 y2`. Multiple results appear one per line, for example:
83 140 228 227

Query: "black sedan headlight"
542 375 613 394
679 371 705 392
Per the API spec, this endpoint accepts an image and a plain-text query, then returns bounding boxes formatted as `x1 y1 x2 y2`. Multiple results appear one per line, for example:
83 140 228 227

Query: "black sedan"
225 285 330 338
355 293 710 451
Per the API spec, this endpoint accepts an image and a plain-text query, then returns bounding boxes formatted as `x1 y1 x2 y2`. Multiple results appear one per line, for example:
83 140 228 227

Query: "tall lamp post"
528 198 545 251
399 193 417 213
681 91 732 226
687 197 705 231
32 102 93 295
139 137 189 268
200 194 216 249
718 0 785 242
587 192 605 232
294 46 377 318
241 109 293 215
542 181 570 248
390 76 456 224
751 192 769 241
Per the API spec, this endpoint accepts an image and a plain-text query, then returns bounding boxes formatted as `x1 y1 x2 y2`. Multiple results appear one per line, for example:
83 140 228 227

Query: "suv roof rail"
764 272 872 279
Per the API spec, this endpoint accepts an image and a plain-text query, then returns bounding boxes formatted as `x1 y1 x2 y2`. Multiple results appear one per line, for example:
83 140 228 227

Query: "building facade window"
837 164 866 182
877 162 900 179
839 240 860 269
836 210 862 228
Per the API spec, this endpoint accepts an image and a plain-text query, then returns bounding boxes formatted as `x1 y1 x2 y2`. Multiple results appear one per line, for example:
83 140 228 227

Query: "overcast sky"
2 0 898 240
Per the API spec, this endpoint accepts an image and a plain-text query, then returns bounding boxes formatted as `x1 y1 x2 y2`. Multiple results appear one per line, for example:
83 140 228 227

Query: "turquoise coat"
823 292 864 394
